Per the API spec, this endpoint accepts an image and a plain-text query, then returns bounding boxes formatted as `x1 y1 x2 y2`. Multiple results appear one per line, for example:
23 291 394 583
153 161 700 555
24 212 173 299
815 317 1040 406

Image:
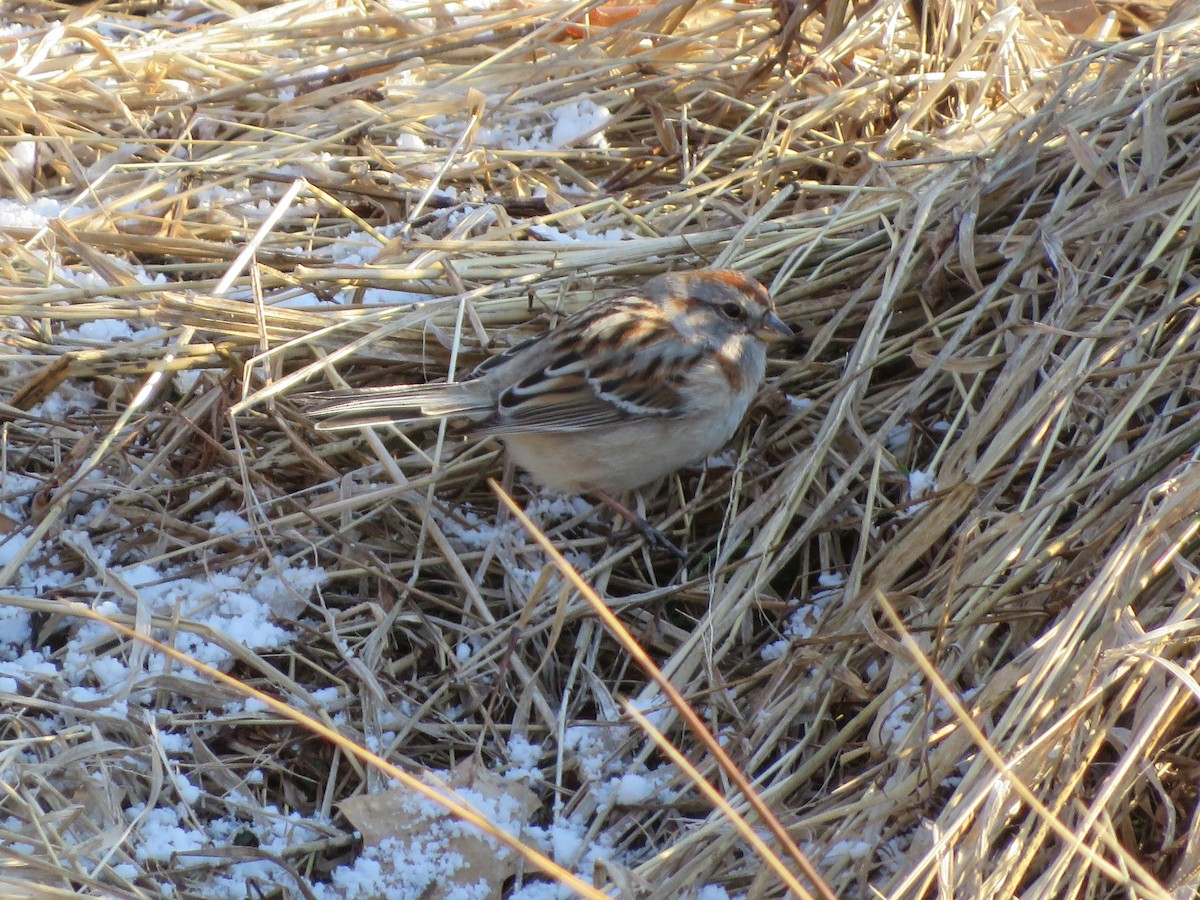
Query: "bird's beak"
757 312 794 341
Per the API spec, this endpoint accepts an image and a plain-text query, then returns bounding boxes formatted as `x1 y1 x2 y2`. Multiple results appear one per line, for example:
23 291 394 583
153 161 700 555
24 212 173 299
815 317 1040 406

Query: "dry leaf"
1035 0 1101 33
337 758 540 900
557 1 656 39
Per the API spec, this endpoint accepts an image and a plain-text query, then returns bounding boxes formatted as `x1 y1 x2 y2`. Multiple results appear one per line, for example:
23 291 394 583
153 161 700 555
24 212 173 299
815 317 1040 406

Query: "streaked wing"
304 292 699 434
479 296 700 435
466 332 542 380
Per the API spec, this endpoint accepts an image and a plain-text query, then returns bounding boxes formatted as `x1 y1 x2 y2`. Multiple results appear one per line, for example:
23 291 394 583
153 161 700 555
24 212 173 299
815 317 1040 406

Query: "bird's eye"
721 302 745 319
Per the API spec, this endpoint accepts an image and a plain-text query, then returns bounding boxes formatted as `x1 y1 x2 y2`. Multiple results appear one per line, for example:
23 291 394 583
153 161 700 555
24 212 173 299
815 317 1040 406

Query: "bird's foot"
593 490 686 560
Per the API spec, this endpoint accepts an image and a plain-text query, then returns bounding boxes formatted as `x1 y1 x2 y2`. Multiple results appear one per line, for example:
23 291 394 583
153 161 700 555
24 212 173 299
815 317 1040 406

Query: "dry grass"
3 0 1200 896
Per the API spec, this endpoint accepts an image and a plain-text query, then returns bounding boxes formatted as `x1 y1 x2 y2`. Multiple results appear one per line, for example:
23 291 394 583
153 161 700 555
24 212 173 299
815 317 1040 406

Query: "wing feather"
305 292 704 436
479 298 700 435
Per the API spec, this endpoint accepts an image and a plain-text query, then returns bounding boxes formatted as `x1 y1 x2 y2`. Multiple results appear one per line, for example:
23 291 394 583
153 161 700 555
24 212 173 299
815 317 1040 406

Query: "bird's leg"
592 490 685 559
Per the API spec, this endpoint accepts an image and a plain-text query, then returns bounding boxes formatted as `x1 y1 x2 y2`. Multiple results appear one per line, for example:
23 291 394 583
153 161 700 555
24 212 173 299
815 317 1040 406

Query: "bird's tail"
301 382 489 430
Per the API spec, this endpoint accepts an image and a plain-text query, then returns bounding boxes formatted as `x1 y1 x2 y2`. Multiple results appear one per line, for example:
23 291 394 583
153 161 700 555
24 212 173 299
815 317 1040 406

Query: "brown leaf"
1036 0 1101 33
338 758 540 900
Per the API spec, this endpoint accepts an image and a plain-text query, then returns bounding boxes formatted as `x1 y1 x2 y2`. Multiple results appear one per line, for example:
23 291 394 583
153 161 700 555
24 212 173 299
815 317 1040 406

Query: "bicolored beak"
756 311 794 341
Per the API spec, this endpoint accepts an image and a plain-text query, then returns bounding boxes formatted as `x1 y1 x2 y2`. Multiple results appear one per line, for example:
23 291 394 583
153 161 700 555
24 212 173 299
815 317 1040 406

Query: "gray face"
648 269 793 346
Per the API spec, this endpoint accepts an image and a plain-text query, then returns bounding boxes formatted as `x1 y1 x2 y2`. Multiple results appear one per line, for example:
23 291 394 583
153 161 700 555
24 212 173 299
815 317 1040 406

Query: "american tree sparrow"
306 269 792 496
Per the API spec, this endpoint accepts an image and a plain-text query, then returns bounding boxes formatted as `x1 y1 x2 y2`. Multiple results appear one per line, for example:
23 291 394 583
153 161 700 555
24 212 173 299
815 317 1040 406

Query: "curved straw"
491 479 836 900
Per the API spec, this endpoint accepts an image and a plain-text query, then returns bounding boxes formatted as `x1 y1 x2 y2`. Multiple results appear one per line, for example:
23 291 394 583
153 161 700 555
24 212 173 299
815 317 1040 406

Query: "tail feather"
301 382 489 430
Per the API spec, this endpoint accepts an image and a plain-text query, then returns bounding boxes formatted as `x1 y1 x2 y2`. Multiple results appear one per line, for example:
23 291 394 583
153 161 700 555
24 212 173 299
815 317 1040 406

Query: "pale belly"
501 395 752 494
494 338 766 495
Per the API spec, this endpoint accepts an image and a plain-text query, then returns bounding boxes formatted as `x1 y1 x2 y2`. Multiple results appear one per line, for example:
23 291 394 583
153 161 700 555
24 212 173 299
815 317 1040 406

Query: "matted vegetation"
3 0 1200 896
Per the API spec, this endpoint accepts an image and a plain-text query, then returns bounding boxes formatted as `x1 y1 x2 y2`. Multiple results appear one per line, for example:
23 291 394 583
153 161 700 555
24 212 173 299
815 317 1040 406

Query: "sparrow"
305 268 792 496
